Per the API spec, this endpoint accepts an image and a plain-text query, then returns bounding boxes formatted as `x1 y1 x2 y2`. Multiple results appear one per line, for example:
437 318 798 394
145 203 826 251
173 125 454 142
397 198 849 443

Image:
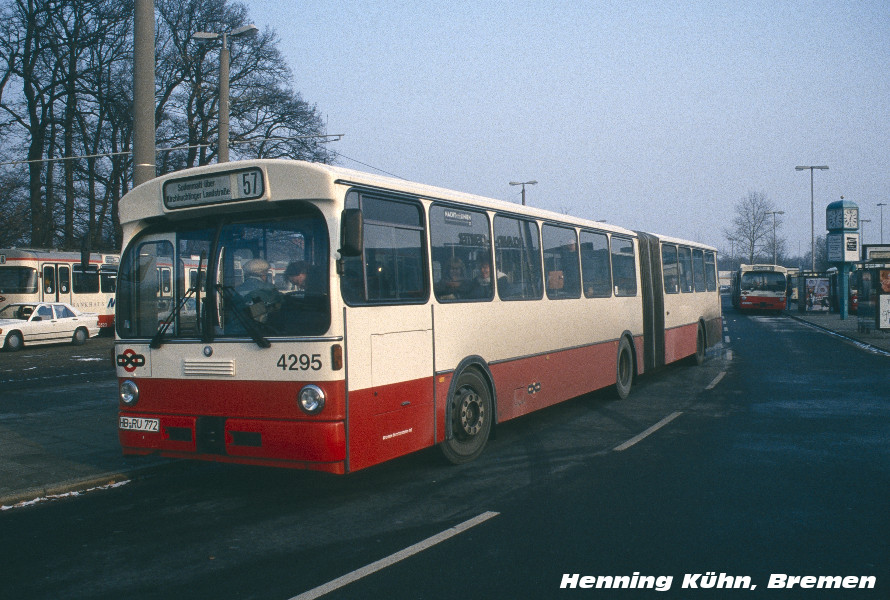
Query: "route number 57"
241 171 260 196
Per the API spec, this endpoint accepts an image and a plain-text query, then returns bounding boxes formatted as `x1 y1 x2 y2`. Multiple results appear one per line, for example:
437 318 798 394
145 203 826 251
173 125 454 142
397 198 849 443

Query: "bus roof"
120 159 647 237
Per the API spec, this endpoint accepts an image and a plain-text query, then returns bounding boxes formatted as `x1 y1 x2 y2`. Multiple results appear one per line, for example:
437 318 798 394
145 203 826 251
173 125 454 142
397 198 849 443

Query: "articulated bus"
0 248 119 329
730 264 788 311
114 160 722 473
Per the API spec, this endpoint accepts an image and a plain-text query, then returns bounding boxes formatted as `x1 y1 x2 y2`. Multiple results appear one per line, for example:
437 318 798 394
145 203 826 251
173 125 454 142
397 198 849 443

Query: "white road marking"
290 511 500 600
724 335 731 343
613 411 683 452
706 371 727 390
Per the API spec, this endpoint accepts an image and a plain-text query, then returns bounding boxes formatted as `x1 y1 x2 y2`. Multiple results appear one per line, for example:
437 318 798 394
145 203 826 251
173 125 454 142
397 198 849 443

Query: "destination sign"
163 167 265 209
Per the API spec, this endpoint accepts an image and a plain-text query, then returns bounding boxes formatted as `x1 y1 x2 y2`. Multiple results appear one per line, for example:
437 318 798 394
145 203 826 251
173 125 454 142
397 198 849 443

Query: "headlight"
120 379 140 406
298 385 325 414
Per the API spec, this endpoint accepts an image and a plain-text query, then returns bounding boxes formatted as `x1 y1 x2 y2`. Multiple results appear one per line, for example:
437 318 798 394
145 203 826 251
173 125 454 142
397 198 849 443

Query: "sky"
240 0 890 257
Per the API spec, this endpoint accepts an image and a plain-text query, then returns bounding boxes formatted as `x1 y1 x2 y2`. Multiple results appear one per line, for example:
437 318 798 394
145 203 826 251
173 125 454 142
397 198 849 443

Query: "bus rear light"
298 385 325 414
331 344 343 371
120 379 140 405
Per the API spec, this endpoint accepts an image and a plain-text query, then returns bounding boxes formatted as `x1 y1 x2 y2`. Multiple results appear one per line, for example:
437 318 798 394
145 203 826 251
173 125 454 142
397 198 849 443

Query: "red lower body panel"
739 296 785 310
119 336 651 473
119 379 348 474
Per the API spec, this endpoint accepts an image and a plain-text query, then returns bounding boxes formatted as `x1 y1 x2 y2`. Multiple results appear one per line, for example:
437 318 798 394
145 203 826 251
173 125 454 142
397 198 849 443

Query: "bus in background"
0 248 119 330
730 263 788 311
114 160 721 474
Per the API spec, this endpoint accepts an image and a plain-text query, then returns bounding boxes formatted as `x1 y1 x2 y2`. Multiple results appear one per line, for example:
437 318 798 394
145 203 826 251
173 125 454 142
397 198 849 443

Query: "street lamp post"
878 202 887 244
509 180 537 206
766 210 784 265
795 165 829 271
192 24 258 163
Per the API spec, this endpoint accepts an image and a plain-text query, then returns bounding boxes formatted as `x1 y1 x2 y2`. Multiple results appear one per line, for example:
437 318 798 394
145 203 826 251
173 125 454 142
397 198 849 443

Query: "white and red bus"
114 160 721 473
0 248 119 330
730 264 788 311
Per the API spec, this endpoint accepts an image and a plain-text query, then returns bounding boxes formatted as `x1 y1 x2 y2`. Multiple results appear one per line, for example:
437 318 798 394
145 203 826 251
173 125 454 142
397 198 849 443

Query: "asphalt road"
1 303 888 599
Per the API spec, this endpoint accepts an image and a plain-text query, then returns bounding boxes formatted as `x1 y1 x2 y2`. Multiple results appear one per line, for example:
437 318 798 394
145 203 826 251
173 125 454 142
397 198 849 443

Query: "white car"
0 302 100 351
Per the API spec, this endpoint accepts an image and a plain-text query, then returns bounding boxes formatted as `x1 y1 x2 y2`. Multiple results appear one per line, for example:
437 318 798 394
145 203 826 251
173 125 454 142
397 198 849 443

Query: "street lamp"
192 24 258 163
766 210 784 265
509 180 537 206
878 202 887 244
795 165 828 271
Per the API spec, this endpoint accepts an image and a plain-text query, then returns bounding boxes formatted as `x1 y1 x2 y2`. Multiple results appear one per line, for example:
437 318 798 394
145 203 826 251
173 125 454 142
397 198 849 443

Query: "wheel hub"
457 389 485 436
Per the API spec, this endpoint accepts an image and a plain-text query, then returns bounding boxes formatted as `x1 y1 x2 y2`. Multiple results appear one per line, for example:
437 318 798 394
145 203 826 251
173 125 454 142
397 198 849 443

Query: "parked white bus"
0 248 118 330
114 160 721 473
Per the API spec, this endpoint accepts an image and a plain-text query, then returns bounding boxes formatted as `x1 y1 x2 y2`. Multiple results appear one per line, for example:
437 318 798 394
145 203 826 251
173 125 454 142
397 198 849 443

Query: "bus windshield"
740 271 786 293
116 204 330 340
0 267 38 294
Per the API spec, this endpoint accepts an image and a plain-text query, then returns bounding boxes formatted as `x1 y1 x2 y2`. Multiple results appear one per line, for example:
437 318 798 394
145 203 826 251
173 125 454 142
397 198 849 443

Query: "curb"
0 460 172 510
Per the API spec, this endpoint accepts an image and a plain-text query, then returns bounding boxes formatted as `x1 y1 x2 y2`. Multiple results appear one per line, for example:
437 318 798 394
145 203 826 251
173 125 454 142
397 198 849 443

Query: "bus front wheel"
440 369 492 465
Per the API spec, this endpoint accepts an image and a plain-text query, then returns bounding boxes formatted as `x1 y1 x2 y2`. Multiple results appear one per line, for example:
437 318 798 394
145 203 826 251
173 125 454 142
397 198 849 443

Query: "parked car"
0 302 100 351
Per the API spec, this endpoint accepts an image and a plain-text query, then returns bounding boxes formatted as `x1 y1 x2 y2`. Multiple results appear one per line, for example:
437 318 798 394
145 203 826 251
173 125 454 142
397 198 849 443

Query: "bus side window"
543 224 580 300
341 194 427 305
662 244 679 294
693 248 706 292
580 230 611 298
493 215 542 301
705 251 717 292
678 246 693 293
429 204 492 302
73 266 100 294
610 236 637 297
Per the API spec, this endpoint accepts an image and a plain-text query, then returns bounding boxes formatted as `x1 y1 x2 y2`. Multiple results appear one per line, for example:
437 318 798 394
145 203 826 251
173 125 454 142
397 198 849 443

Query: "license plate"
119 417 159 432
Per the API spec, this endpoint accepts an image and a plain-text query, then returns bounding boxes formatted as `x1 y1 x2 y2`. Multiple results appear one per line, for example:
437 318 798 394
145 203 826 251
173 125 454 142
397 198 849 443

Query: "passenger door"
340 192 435 470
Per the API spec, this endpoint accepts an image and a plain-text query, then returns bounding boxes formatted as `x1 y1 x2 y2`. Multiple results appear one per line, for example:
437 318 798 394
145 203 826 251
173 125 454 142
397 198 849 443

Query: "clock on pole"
825 197 860 319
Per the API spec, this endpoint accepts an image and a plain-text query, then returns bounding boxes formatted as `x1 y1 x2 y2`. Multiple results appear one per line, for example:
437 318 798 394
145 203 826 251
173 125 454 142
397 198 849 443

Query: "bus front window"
117 205 330 340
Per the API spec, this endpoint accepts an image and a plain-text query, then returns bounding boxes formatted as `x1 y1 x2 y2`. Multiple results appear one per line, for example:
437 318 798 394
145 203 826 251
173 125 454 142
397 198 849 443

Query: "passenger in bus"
237 258 281 320
436 258 470 300
467 259 500 299
284 260 309 295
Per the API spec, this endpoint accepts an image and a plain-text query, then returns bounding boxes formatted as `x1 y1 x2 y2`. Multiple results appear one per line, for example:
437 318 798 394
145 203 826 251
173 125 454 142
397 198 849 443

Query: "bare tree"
723 191 786 264
0 0 332 251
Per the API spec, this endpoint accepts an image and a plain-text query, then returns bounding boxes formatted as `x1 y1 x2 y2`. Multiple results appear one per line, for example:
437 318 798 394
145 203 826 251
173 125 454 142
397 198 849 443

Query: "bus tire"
440 369 492 465
615 336 634 400
688 322 706 366
72 327 88 346
4 331 23 352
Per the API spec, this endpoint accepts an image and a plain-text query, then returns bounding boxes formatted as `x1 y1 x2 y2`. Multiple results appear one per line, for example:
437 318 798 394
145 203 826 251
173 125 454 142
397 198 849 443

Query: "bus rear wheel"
615 337 633 400
440 369 492 465
689 323 706 366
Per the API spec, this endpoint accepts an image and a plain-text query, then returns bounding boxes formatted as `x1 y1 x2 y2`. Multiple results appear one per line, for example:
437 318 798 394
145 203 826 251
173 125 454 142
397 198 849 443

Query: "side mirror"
31 316 42 321
339 209 363 257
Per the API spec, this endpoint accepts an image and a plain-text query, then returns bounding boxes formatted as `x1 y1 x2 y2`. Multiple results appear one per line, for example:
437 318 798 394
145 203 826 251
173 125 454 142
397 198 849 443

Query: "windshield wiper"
149 287 196 349
216 284 271 348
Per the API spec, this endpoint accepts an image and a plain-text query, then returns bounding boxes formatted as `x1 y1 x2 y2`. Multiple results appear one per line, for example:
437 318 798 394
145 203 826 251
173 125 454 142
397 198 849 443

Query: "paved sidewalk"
785 306 890 354
0 379 169 509
2 308 889 509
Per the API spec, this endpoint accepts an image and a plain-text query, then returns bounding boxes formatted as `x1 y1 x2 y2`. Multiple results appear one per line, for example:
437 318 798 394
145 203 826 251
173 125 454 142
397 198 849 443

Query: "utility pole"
133 0 156 186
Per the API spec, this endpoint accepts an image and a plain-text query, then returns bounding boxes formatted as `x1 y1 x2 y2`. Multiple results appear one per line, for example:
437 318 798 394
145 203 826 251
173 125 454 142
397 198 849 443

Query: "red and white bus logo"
117 349 146 373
